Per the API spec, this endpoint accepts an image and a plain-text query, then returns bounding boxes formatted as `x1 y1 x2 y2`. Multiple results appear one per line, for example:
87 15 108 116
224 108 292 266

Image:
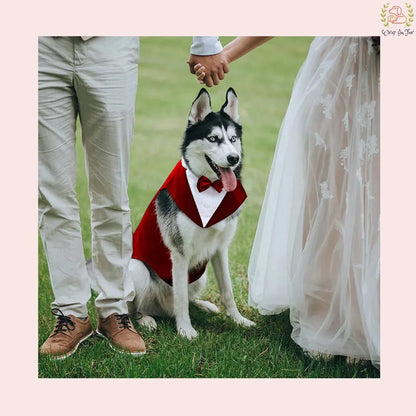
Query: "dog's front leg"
211 249 255 327
171 252 198 339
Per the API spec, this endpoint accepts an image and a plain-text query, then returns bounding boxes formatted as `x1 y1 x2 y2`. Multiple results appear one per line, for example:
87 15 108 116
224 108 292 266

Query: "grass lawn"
38 36 380 378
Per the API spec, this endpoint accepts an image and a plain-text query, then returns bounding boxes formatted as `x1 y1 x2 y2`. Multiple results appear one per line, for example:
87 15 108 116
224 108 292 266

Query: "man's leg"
38 36 91 317
38 37 93 358
74 37 145 355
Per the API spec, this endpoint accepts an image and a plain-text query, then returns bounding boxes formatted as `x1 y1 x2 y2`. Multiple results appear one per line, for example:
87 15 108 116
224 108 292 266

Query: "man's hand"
187 52 229 87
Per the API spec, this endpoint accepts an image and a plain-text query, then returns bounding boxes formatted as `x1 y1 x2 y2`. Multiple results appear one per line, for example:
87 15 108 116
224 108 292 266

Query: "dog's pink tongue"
219 167 237 192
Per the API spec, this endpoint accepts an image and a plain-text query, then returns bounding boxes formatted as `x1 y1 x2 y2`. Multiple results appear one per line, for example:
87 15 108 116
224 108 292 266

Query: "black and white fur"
115 88 255 339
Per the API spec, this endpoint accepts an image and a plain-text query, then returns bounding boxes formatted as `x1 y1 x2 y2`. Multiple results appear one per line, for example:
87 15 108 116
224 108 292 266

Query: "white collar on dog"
182 159 227 227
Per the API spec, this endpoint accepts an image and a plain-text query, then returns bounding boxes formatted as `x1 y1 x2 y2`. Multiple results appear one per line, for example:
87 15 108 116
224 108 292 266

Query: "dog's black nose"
227 154 240 166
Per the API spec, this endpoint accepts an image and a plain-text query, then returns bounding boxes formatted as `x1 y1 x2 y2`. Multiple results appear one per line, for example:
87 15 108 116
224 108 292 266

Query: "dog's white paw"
229 313 256 327
239 317 256 327
192 299 220 314
177 324 198 340
138 315 157 331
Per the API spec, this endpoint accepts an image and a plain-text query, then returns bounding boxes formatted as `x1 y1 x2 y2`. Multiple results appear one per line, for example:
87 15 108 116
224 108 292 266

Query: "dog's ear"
188 89 212 125
221 88 239 123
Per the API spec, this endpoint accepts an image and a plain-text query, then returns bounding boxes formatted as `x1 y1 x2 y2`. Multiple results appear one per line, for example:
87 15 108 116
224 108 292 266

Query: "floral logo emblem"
381 3 414 26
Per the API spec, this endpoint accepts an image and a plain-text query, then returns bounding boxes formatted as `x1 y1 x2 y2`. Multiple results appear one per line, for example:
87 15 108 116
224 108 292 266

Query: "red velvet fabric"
132 161 247 286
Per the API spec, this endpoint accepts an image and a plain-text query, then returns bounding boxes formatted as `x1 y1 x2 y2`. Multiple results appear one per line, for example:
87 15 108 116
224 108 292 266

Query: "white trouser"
38 36 140 318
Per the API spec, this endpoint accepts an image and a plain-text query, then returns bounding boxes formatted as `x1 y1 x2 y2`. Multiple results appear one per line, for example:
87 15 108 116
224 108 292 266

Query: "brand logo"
381 3 414 26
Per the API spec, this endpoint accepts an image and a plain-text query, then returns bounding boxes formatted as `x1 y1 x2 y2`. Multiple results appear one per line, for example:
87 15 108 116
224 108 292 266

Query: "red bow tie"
197 176 224 193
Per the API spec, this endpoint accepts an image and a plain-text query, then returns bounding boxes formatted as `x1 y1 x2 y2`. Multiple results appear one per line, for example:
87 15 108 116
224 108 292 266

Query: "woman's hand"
187 51 229 87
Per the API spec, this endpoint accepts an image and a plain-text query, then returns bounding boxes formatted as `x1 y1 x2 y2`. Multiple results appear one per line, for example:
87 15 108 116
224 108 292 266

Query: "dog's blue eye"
230 136 237 143
207 136 217 143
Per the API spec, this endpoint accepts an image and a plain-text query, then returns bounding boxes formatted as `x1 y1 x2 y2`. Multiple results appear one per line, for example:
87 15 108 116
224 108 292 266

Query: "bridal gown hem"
248 37 380 369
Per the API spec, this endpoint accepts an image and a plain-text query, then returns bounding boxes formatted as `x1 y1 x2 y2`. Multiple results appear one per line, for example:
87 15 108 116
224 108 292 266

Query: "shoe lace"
114 313 139 330
51 308 75 335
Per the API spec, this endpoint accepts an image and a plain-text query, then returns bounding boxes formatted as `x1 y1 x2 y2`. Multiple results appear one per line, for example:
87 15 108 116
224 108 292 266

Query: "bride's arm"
192 36 274 86
223 36 274 63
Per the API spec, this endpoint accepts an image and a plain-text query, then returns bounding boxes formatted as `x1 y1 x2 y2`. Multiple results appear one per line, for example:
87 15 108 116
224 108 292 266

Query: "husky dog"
128 88 255 339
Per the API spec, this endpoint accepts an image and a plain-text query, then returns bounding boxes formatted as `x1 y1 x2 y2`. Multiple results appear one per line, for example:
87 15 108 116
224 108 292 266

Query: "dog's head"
182 88 243 192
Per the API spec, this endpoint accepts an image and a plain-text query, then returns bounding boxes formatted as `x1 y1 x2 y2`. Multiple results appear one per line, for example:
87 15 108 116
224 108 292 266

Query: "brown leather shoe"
40 308 93 360
97 313 146 356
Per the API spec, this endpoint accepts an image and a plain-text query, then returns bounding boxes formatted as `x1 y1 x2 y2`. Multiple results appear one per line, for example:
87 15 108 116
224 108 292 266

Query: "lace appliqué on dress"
349 42 358 62
345 74 355 96
314 132 327 150
320 94 333 119
357 101 376 128
320 181 334 200
342 112 349 132
339 146 349 171
359 134 379 161
365 135 379 159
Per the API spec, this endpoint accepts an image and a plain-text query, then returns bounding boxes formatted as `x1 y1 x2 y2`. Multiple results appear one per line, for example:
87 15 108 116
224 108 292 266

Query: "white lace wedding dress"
248 37 380 368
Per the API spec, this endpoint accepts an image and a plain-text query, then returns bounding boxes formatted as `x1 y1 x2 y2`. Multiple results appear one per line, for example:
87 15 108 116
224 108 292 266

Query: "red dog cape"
132 160 247 286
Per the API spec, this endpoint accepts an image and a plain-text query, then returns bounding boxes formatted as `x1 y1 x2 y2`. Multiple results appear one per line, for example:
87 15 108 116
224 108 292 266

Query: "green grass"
38 36 379 378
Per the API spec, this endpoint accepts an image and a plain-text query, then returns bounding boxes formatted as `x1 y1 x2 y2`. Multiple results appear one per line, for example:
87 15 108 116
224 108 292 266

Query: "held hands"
187 37 273 87
193 63 208 85
187 52 229 87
